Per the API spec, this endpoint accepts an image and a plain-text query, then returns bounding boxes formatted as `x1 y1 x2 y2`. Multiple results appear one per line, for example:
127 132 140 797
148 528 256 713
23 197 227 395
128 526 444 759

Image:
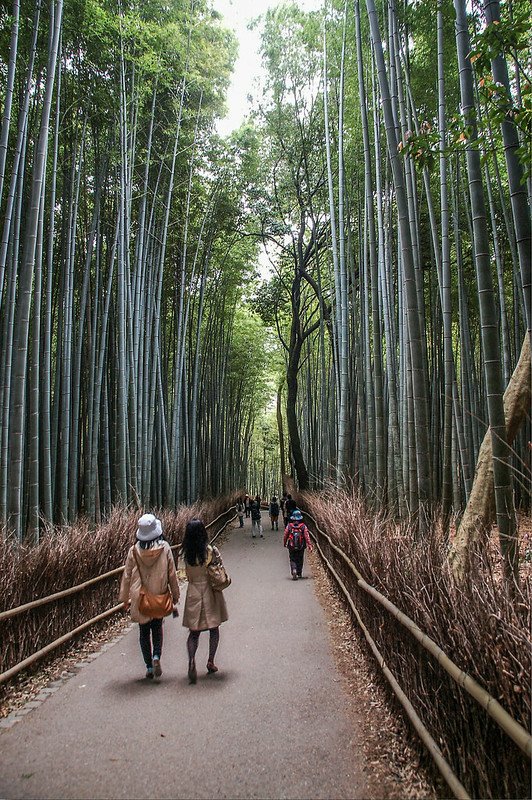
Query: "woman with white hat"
119 513 180 679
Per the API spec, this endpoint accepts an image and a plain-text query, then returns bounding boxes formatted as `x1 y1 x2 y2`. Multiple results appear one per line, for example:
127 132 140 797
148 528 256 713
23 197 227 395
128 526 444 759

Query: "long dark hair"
182 518 209 566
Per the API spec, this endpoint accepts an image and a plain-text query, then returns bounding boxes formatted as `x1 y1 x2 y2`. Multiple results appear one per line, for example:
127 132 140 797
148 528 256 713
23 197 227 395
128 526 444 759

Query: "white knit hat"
136 513 163 542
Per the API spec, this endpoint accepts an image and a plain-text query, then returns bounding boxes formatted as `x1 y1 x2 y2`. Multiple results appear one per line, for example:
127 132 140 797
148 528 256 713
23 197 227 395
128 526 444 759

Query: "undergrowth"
299 488 531 800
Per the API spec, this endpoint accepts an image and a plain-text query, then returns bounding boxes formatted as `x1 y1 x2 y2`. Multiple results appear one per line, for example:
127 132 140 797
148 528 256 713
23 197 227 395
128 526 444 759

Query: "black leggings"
139 618 163 668
289 548 305 577
187 628 219 664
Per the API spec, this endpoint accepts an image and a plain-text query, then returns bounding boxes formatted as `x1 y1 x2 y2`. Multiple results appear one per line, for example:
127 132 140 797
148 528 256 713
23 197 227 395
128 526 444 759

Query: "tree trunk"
437 0 453 523
483 0 531 333
276 382 287 484
0 0 20 210
7 0 63 539
286 335 309 491
364 0 431 520
449 333 530 581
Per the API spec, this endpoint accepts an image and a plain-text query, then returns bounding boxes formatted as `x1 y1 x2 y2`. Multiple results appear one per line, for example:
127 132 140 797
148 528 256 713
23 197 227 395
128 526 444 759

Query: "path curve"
0 515 370 799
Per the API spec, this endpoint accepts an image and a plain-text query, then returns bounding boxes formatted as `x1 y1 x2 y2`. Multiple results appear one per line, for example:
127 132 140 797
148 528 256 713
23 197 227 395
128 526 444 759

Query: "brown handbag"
206 547 231 592
133 549 173 618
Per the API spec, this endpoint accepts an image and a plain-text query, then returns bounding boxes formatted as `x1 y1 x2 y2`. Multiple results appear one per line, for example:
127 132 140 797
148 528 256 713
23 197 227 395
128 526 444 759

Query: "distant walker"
283 509 313 580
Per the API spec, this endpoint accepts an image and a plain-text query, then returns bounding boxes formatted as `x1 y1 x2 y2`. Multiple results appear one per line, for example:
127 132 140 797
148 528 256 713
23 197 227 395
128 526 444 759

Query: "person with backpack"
250 495 263 538
283 509 313 580
269 496 280 530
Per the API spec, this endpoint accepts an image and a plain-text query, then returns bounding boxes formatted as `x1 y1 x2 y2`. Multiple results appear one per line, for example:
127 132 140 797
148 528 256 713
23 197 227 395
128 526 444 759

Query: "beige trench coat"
182 545 229 630
119 541 180 624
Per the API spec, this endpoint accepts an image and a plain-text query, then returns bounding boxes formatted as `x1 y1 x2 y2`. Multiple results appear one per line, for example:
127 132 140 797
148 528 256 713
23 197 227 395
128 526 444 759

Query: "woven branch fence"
299 491 531 800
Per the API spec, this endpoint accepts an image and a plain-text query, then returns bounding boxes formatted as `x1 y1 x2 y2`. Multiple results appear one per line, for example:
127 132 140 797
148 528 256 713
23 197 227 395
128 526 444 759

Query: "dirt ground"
309 550 438 800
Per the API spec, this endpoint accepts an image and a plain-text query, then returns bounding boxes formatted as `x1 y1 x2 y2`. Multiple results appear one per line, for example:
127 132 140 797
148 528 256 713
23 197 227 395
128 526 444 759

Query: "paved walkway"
0 514 370 799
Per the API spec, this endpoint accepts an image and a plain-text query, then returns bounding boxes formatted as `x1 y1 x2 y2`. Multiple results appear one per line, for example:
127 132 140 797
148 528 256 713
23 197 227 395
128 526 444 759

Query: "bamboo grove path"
0 516 374 800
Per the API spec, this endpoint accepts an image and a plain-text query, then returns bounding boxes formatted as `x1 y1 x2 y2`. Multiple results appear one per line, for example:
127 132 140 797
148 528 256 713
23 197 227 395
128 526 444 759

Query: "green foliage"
469 1 531 70
251 275 290 327
397 121 440 171
467 0 532 177
402 0 460 120
229 308 269 384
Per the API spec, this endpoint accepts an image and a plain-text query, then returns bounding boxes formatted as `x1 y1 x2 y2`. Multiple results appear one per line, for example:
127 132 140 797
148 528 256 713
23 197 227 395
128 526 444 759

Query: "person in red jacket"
283 509 313 580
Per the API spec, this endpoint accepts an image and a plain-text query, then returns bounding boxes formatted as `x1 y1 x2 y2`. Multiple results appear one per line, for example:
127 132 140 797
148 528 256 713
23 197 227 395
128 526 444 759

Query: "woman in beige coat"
182 518 228 683
119 514 180 679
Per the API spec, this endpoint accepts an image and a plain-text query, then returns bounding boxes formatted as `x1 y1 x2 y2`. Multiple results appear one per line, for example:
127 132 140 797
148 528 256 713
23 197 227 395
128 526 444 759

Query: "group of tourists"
236 494 264 536
235 490 313 579
120 496 313 681
119 514 228 685
236 492 300 532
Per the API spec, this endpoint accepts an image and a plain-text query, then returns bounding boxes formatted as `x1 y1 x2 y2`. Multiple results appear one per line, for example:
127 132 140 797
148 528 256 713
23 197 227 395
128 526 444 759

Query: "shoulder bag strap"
132 547 145 587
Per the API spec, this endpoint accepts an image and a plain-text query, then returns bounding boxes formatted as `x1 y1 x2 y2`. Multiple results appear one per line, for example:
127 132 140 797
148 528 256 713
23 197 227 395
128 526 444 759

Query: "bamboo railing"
0 507 237 684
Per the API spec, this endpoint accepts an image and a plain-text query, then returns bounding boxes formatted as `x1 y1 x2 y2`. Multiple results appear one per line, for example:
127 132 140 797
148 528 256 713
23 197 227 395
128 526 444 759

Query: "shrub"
299 488 531 800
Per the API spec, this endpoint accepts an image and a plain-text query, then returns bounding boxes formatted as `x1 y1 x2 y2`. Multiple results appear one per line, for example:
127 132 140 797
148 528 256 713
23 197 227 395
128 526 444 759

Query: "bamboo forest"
1 0 530 556
0 0 532 797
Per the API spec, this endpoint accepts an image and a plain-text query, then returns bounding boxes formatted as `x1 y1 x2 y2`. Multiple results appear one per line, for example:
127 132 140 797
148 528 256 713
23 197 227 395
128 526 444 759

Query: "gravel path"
0 516 372 800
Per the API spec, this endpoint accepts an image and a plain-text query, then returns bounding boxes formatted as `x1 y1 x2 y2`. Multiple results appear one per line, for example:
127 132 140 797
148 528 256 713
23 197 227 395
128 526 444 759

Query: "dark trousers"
238 514 244 527
288 548 305 577
139 618 163 668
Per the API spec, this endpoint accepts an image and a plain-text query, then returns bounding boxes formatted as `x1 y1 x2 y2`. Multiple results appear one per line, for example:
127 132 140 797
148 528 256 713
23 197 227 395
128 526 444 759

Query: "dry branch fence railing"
0 506 237 687
302 510 531 800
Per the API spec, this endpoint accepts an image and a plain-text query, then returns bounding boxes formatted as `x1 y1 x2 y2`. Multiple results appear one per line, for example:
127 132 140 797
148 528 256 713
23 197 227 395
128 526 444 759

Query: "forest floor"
0 515 438 800
311 557 437 800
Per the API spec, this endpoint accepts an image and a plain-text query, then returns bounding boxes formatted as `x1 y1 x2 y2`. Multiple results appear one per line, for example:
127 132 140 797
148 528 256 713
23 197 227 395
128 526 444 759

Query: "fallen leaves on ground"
309 550 439 800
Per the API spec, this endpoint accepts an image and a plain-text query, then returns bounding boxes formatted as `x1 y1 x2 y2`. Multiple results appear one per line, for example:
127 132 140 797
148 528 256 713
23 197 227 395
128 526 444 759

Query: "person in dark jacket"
244 494 251 518
269 496 280 530
280 493 287 520
283 509 313 580
250 495 263 538
236 498 245 528
284 494 297 527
